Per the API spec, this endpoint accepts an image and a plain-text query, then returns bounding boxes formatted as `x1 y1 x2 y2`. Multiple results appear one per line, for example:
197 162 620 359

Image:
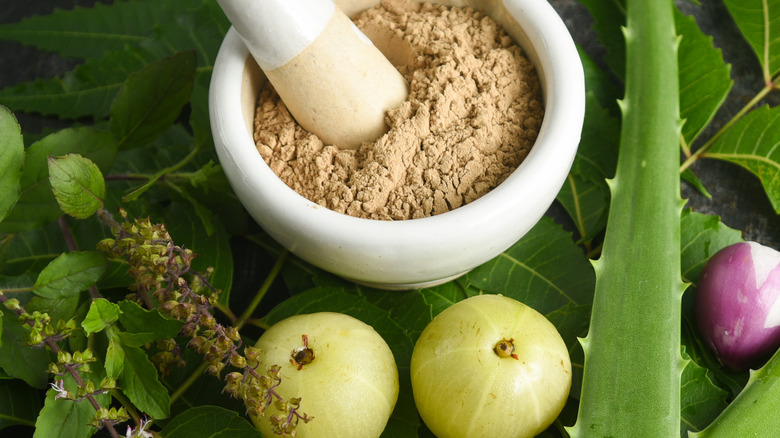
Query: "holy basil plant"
0 0 779 437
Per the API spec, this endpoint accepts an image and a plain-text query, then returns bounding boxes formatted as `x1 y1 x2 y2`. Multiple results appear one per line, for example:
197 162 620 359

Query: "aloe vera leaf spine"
568 0 686 436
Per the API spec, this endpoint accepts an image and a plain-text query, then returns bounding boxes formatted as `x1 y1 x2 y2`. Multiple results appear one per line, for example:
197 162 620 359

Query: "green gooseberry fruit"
254 312 399 438
411 294 571 438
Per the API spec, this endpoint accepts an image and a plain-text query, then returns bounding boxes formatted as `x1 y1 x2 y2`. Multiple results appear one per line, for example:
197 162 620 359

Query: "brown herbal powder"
253 0 544 220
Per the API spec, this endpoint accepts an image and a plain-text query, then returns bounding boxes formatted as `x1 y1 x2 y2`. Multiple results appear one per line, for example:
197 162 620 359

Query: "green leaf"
462 216 596 315
0 0 203 59
0 222 70 276
570 93 620 184
25 295 83 330
577 0 626 79
577 2 734 146
682 168 713 199
33 372 110 438
680 347 730 436
0 106 24 223
116 341 170 419
579 48 621 115
556 173 609 243
105 336 124 379
0 46 157 120
110 51 197 150
0 307 49 388
160 405 262 438
556 92 617 242
722 0 780 78
33 251 108 299
117 300 182 340
47 154 105 219
704 105 780 213
0 0 228 122
680 210 744 284
81 298 121 336
676 8 733 146
0 127 117 233
0 378 41 430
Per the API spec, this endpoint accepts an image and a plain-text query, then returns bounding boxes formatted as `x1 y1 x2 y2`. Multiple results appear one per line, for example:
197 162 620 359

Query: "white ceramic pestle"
215 0 409 149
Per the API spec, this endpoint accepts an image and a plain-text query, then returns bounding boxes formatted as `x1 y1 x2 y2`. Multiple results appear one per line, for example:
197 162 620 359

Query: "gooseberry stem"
494 339 519 360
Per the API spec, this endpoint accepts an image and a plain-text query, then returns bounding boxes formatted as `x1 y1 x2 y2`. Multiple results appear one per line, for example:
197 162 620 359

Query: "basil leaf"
0 307 49 389
0 106 24 224
81 298 121 336
34 251 108 300
118 300 182 340
161 406 262 438
115 341 170 419
47 154 105 219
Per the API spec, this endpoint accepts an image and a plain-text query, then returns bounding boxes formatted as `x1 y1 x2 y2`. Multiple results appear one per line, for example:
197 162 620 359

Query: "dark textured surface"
1 0 778 248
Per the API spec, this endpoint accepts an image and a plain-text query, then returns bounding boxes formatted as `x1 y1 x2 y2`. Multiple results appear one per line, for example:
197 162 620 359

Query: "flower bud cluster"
48 349 97 376
5 300 78 347
97 209 311 436
91 406 130 430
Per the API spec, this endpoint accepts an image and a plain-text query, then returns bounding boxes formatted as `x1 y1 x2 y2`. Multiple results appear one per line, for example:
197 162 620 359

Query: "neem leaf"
118 300 182 340
556 173 609 243
577 0 626 79
576 2 734 146
704 105 780 213
33 250 108 300
676 8 733 146
48 154 106 219
570 93 620 184
463 216 596 315
81 298 121 336
0 378 41 430
680 347 730 436
110 51 197 150
556 92 617 242
682 168 713 199
116 342 170 419
0 46 157 121
0 106 24 224
0 0 203 59
722 0 780 79
579 49 621 115
0 307 49 389
680 210 744 284
0 127 117 233
160 406 262 438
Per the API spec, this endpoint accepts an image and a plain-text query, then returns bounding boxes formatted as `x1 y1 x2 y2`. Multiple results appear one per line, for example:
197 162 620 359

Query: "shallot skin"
695 241 780 371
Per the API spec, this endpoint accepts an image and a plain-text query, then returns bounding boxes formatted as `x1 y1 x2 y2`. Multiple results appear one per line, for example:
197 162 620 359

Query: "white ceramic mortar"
209 0 585 290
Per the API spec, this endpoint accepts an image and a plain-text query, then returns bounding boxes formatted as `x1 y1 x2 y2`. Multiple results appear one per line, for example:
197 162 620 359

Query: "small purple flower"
125 417 153 438
49 379 69 400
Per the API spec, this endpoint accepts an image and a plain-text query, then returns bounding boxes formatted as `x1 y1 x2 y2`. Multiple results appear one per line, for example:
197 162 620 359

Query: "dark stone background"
1 0 779 249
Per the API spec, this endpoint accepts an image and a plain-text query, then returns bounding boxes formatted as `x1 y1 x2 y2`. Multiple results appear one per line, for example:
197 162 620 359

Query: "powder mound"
254 0 544 220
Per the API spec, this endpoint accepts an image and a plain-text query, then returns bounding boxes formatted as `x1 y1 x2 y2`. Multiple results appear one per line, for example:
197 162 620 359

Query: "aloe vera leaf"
689 348 780 437
568 0 686 436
